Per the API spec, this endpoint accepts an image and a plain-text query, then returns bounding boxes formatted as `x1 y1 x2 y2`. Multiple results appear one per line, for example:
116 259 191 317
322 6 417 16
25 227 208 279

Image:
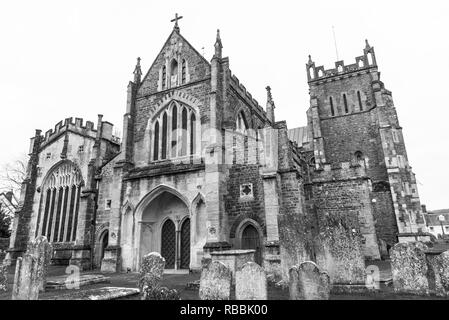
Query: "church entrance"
241 224 262 265
139 189 191 271
180 218 190 269
161 220 176 268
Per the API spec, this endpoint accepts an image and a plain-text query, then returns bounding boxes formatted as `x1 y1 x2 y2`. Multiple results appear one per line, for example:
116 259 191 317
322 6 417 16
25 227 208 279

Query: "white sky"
1 0 448 210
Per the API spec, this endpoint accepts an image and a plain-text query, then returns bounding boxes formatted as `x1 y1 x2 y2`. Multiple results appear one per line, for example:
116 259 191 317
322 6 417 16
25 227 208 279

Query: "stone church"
6 18 429 281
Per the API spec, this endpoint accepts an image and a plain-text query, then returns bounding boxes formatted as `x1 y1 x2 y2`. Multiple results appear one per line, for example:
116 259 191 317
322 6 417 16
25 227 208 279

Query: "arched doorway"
137 188 190 271
180 218 190 269
161 219 176 269
100 230 108 261
241 224 262 265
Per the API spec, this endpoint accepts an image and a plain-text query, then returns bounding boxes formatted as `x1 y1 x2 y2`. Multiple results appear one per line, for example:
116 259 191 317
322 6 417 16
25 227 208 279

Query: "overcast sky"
1 0 448 210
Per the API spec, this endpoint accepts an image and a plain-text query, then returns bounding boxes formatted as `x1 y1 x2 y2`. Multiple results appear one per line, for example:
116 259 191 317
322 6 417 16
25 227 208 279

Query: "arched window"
309 67 314 79
151 101 199 162
337 65 343 73
236 111 248 133
355 151 364 162
181 108 188 156
190 113 196 155
162 66 166 90
171 105 177 158
343 94 349 113
357 91 363 111
35 161 83 243
153 121 159 161
170 59 178 87
181 59 187 84
161 113 168 159
367 53 374 66
329 97 335 116
358 59 364 68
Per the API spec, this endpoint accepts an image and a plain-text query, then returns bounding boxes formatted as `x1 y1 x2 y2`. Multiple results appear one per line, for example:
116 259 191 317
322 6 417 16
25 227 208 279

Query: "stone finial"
307 54 313 65
133 57 142 84
214 29 222 59
266 85 275 123
365 39 371 49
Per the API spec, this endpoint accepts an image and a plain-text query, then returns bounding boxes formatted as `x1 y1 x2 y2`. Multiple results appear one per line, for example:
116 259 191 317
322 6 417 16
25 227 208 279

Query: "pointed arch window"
153 121 159 161
151 101 199 162
329 97 335 116
343 94 349 114
357 91 363 111
161 113 168 159
35 161 83 243
171 105 178 158
170 59 178 87
190 113 196 155
181 108 188 156
236 111 248 133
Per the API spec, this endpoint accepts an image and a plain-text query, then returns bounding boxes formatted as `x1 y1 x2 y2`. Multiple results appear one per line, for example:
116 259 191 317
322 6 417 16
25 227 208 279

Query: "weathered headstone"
426 250 449 296
297 261 330 300
28 236 52 291
390 242 429 295
12 253 41 300
235 262 267 300
365 265 380 290
138 252 165 299
199 261 231 300
0 263 7 292
288 266 300 300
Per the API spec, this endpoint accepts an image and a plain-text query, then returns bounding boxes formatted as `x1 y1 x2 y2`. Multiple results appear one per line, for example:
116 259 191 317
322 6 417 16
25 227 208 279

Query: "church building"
6 17 429 279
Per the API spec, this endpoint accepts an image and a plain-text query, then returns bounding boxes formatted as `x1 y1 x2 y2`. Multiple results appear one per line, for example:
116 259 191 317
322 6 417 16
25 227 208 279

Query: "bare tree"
0 155 27 198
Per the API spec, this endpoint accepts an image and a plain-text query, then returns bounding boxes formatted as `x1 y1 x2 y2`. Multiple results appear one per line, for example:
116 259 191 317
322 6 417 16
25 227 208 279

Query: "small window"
329 97 335 116
357 91 363 111
337 65 343 73
309 67 315 79
430 227 434 231
343 94 349 113
78 145 84 153
162 66 166 90
392 130 400 143
355 151 364 162
181 59 187 84
105 199 112 210
46 153 51 159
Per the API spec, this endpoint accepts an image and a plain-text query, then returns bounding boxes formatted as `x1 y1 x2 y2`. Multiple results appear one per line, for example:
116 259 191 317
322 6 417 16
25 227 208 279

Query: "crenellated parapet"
38 117 121 150
306 40 377 83
229 70 270 123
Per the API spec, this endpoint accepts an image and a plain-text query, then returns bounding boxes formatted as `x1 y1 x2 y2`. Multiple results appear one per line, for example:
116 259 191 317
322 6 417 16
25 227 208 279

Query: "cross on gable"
171 13 183 31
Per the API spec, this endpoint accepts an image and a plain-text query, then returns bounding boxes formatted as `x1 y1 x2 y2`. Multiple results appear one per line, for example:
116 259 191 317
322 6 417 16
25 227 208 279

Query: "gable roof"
139 28 211 89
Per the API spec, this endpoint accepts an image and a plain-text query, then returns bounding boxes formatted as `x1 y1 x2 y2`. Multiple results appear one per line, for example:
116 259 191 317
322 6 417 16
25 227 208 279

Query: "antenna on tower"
332 25 339 61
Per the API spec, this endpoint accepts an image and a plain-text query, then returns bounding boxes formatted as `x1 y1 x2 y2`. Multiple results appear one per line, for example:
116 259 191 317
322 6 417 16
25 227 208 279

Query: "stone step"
46 274 110 290
46 287 140 300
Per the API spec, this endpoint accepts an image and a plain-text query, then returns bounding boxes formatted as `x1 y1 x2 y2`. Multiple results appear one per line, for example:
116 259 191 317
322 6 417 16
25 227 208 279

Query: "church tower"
306 41 427 250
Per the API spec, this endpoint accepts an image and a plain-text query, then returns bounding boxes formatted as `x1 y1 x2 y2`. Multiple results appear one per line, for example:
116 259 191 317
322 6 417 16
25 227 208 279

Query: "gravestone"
426 250 449 296
0 263 7 292
390 242 429 295
28 236 53 291
297 261 330 300
199 261 232 300
288 266 300 300
138 252 165 299
12 253 41 300
235 262 267 300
